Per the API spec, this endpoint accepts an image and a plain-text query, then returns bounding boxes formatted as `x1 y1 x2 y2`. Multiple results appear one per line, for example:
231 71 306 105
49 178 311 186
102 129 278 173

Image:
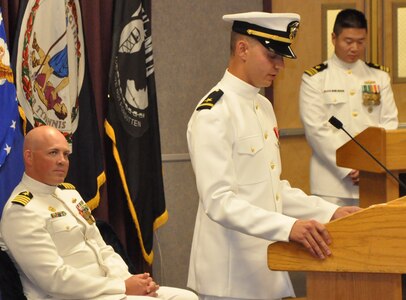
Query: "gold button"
276 194 280 201
66 226 70 230
255 104 259 110
270 162 275 170
352 111 358 117
347 70 352 74
251 147 255 153
349 90 355 96
264 132 268 139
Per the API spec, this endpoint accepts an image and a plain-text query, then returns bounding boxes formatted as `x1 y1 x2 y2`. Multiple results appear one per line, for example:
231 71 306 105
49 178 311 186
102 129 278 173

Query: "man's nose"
57 154 68 164
275 57 285 70
351 42 360 51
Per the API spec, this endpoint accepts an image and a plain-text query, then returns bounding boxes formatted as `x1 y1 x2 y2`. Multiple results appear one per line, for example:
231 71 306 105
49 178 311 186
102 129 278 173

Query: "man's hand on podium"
289 206 360 260
347 169 360 185
331 206 361 221
289 220 332 260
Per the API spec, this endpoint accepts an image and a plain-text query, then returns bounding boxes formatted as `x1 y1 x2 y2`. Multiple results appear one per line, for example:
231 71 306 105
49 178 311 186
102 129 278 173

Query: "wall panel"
151 0 262 288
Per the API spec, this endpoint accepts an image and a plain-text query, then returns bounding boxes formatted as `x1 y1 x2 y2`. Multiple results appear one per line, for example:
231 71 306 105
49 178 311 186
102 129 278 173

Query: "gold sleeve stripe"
12 191 33 206
304 68 318 76
197 103 214 109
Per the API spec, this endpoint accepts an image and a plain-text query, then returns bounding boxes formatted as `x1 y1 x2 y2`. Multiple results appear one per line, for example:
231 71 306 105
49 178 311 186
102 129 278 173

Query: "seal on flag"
16 0 84 144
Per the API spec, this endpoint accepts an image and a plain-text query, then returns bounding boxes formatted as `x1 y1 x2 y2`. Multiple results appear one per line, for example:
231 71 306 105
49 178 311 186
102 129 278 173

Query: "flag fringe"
104 119 168 265
87 171 106 211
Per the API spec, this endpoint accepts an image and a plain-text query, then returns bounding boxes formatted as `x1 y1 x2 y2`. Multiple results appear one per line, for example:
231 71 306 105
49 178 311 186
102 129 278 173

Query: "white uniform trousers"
127 286 198 300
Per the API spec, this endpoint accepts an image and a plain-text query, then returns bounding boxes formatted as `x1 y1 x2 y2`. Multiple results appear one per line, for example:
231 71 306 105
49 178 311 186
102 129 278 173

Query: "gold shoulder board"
365 62 390 73
304 63 328 76
12 191 33 206
196 89 224 111
57 182 76 190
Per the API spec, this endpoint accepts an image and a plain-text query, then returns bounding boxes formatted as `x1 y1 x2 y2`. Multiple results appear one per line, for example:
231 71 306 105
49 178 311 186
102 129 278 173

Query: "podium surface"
268 197 406 299
336 127 406 207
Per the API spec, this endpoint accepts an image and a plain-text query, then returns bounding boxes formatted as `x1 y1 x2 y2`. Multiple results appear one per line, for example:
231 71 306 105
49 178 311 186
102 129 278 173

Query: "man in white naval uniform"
0 126 197 300
186 12 359 300
299 8 398 206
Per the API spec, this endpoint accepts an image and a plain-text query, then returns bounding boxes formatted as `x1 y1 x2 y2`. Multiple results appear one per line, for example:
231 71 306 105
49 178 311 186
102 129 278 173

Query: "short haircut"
230 31 239 55
229 32 257 55
333 9 367 36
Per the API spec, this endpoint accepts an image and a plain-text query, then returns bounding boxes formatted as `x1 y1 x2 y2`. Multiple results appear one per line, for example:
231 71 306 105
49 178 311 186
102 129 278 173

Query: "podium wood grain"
268 197 406 300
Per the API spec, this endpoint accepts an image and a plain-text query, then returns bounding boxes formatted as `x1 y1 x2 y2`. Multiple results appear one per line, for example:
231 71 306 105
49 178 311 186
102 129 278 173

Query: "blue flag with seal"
0 8 24 217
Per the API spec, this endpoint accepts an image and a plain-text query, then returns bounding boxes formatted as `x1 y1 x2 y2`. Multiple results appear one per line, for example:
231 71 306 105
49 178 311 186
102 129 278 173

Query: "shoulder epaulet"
196 89 224 111
304 63 328 76
12 191 33 206
58 182 76 190
365 62 390 73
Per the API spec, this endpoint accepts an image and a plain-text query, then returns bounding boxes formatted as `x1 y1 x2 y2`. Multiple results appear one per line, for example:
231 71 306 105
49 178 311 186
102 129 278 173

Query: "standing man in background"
300 8 398 206
187 12 359 300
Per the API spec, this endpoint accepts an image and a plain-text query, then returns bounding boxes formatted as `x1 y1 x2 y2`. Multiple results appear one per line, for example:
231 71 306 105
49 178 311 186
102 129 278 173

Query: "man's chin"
261 80 273 88
346 56 359 63
54 176 67 185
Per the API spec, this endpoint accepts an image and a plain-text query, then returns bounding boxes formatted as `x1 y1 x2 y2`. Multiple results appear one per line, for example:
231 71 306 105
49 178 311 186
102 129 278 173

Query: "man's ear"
235 39 249 60
24 150 33 166
331 32 337 46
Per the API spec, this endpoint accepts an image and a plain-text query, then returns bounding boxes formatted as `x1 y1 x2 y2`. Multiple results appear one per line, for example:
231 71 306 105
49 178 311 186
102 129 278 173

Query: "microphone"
328 116 406 191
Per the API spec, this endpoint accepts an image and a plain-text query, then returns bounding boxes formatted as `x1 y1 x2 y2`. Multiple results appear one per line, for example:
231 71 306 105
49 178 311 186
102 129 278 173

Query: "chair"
0 249 27 300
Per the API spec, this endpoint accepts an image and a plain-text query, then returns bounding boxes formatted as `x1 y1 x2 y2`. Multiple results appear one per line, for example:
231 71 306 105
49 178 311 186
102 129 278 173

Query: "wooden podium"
336 127 406 207
268 197 406 300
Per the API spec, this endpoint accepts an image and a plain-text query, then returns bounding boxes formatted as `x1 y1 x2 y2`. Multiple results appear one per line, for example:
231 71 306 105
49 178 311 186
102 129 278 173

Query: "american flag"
0 8 24 216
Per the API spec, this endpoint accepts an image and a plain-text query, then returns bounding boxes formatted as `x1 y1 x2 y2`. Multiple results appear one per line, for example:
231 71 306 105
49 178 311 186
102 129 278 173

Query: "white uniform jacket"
0 174 130 300
300 54 398 199
187 70 339 300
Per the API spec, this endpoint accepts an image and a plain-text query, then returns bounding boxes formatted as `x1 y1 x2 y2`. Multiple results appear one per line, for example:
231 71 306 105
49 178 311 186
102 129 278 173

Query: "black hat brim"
257 38 296 59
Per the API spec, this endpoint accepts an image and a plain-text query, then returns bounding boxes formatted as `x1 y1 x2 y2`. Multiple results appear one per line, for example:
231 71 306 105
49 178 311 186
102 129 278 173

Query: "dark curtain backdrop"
0 0 150 273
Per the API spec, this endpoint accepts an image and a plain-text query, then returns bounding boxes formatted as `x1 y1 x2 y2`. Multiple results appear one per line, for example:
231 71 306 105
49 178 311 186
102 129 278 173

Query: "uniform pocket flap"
236 135 264 155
